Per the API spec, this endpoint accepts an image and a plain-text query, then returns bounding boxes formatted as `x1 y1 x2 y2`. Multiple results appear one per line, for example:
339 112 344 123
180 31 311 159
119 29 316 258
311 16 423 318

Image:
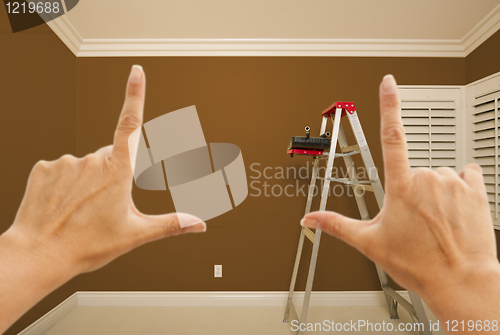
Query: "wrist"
419 261 500 321
0 228 75 333
0 228 74 290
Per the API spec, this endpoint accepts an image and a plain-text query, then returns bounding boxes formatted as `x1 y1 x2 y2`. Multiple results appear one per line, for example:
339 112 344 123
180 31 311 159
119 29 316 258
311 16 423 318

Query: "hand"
6 65 206 276
0 66 206 332
301 75 500 329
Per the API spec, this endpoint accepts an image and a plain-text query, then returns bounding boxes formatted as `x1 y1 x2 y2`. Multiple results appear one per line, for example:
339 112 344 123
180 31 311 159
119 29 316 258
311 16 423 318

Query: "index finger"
379 75 411 187
111 65 146 165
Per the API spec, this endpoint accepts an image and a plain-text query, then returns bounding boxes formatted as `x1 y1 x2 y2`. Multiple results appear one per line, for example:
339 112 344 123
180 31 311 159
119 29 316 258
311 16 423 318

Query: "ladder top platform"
322 101 356 117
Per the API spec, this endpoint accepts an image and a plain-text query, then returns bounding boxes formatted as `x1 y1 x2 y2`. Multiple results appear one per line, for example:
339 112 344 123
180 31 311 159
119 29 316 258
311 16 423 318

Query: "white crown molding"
45 15 83 55
45 4 500 57
19 290 412 334
75 38 465 57
462 3 500 56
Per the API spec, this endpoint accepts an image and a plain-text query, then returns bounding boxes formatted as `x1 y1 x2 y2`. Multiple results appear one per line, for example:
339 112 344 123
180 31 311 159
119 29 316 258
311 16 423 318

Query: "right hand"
301 75 500 326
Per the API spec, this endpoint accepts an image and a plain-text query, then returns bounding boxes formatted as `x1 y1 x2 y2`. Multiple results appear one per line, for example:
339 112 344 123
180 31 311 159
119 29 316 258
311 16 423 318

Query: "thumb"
301 211 369 249
134 213 206 245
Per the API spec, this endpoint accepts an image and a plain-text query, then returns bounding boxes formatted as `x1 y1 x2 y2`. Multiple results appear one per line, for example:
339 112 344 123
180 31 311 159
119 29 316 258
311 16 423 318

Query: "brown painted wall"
466 29 500 84
0 9 77 335
74 57 465 295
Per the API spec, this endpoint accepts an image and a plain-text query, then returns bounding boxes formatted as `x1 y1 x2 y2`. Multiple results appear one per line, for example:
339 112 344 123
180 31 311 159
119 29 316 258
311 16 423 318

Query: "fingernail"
129 65 143 84
177 213 205 230
301 217 318 228
184 222 207 233
381 74 397 94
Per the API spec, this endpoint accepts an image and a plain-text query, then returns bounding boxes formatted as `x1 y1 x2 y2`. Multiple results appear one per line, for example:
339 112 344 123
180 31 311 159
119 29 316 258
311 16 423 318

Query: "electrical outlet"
214 265 222 277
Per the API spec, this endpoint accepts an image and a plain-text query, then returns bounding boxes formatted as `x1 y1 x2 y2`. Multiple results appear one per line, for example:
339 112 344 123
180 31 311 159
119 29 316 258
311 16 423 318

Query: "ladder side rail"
319 115 328 136
298 229 322 335
339 119 399 318
408 291 432 335
298 110 342 334
304 158 321 215
346 110 430 326
284 158 321 323
337 124 370 221
319 110 342 212
376 264 399 318
345 111 385 208
283 230 305 323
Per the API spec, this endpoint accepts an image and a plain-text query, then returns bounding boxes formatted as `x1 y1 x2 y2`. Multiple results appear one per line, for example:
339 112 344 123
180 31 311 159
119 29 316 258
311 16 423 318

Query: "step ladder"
283 102 433 335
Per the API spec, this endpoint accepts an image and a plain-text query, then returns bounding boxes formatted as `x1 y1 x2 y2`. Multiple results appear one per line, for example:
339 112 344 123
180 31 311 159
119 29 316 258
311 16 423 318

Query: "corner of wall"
466 29 500 84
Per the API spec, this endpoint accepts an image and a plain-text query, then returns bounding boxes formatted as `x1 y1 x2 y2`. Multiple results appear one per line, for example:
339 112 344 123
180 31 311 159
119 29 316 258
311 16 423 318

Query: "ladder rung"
383 287 417 318
341 144 360 153
316 153 329 160
353 184 374 192
302 227 316 243
335 151 358 158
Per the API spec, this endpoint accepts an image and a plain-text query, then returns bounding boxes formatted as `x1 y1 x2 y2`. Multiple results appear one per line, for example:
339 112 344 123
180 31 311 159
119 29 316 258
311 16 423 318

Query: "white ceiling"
48 0 500 57
66 0 500 39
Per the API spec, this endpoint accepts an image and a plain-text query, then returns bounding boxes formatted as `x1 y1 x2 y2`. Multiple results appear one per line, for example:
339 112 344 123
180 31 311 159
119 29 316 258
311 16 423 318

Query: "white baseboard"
77 290 410 307
18 293 78 335
19 290 411 334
